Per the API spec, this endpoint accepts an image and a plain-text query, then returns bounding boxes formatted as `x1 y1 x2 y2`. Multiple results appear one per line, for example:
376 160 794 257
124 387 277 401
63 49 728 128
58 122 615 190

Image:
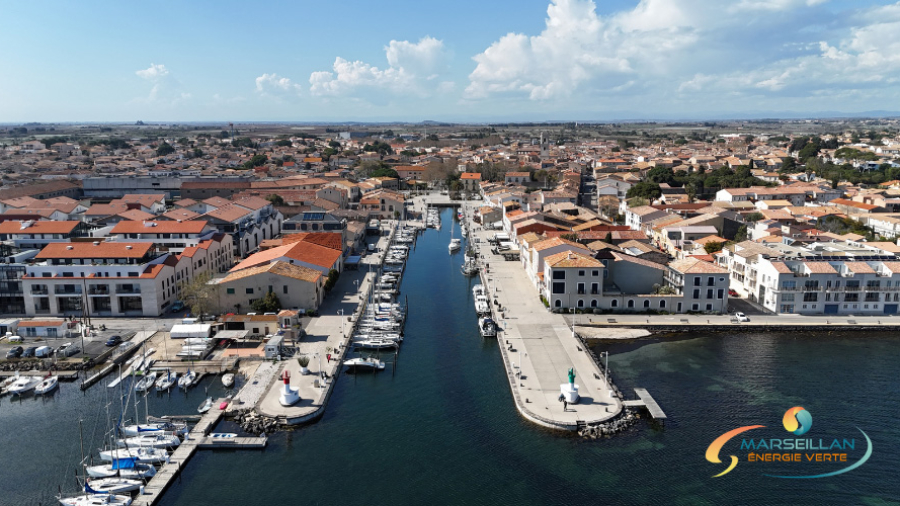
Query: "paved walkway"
256 222 396 423
446 199 622 429
566 313 900 328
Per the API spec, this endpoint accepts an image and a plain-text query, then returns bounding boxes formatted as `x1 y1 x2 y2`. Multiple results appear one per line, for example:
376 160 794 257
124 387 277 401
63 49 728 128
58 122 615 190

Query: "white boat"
449 238 461 252
134 372 157 393
198 396 214 413
278 370 300 407
177 370 197 389
221 373 235 388
83 477 143 494
155 371 177 391
59 493 133 505
479 317 498 338
120 421 187 437
353 339 399 350
100 447 168 464
0 374 17 390
34 374 59 395
343 357 386 371
475 295 491 315
86 460 157 480
7 374 42 396
117 434 180 449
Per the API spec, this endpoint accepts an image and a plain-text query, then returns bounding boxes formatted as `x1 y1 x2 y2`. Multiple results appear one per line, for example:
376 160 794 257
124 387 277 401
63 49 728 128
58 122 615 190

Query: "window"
706 289 713 299
552 282 566 294
692 304 699 311
577 283 585 294
643 300 650 308
707 277 714 286
554 299 561 308
590 299 597 308
717 289 724 299
226 288 235 294
283 285 288 294
677 302 682 312
592 270 599 276
577 299 584 308
578 270 585 276
591 283 599 295
693 277 701 286
782 294 794 302
803 293 818 302
246 288 254 294
611 299 618 308
706 304 712 311
693 289 700 299
552 271 565 280
627 300 634 308
782 281 796 290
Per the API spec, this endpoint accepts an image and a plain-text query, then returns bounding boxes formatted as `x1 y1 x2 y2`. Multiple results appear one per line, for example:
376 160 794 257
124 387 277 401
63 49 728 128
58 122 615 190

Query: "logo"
783 407 812 436
705 407 872 479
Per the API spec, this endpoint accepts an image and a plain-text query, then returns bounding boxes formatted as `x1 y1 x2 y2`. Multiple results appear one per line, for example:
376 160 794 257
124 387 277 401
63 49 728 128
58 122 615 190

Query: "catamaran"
7 374 42 396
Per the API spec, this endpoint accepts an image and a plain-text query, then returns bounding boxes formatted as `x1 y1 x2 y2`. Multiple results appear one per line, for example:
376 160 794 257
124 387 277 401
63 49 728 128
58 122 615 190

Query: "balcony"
30 287 49 295
88 286 110 295
116 286 141 295
54 286 82 295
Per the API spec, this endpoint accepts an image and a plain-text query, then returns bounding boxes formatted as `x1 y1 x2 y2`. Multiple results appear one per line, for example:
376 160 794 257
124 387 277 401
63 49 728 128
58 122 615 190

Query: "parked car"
6 346 23 359
55 342 72 355
61 344 81 357
22 346 37 358
735 312 750 322
170 300 184 313
728 289 739 297
35 346 53 358
105 335 122 347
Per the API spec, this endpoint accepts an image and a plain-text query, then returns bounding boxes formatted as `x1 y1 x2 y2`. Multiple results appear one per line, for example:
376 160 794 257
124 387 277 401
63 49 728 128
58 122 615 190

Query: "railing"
88 287 110 295
116 287 141 294
54 286 82 295
30 287 49 295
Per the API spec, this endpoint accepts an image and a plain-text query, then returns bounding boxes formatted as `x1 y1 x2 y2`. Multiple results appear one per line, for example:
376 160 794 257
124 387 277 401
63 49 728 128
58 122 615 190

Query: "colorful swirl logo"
783 406 812 436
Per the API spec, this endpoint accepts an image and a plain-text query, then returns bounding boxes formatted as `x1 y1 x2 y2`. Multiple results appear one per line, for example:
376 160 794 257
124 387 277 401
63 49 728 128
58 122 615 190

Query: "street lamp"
599 351 609 384
339 309 345 337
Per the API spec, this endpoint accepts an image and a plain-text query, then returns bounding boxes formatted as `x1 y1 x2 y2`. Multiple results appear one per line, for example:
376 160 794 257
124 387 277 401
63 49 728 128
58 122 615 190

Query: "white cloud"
465 0 900 113
133 63 189 105
135 63 169 80
309 36 449 97
255 73 302 97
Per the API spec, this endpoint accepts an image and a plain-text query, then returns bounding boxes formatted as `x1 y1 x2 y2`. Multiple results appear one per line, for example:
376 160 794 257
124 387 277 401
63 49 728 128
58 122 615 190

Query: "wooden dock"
622 388 667 420
197 436 267 449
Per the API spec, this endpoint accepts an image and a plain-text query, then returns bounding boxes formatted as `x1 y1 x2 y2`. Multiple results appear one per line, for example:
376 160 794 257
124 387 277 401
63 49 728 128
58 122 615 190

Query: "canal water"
2 208 898 505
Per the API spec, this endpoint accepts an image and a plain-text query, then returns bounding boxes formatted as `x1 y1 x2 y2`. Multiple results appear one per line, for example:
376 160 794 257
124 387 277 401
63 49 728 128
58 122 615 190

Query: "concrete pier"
420 196 623 430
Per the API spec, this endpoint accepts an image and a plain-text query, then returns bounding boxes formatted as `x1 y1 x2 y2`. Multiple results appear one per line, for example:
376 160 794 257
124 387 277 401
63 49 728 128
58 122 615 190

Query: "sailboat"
82 478 142 494
178 369 197 389
35 372 59 395
100 447 168 464
85 458 157 479
448 219 461 253
58 484 133 506
155 370 177 391
198 396 214 413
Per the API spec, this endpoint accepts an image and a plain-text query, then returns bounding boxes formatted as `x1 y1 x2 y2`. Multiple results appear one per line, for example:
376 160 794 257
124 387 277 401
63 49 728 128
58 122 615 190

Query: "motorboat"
155 371 177 391
449 238 461 252
221 373 235 388
198 397 214 414
278 370 300 406
86 459 157 480
120 421 187 437
177 370 197 389
342 357 385 372
34 374 59 395
59 492 133 506
117 434 180 449
0 374 17 390
475 295 491 315
7 374 42 396
133 372 157 393
100 447 168 464
83 478 142 494
461 258 478 276
472 284 485 297
479 317 498 338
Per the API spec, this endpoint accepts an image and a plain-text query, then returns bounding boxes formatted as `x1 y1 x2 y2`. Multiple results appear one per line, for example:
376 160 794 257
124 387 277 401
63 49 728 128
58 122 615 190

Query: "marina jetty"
576 313 900 334
434 196 628 431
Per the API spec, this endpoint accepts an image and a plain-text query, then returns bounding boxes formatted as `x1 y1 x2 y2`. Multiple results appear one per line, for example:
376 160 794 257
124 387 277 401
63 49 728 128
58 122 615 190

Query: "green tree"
242 154 268 169
275 139 292 147
324 269 340 291
780 157 797 173
266 194 285 206
192 148 204 158
734 225 748 242
646 166 676 185
251 291 282 313
156 142 175 157
704 241 725 254
626 182 662 201
745 212 764 223
179 272 216 318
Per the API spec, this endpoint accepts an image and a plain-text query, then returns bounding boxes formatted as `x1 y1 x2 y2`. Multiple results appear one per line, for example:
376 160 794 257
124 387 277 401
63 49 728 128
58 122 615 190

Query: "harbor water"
1 208 898 505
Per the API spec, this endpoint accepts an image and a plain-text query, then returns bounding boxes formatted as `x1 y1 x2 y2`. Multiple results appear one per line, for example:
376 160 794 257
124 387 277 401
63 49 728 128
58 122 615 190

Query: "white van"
35 346 52 358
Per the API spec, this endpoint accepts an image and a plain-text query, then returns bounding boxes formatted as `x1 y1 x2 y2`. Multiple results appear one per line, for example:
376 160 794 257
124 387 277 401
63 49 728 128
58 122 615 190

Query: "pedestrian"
563 399 568 412
326 353 331 363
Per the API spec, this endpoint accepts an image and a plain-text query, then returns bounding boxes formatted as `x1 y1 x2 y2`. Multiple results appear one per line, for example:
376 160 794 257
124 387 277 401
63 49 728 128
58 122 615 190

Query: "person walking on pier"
563 399 568 412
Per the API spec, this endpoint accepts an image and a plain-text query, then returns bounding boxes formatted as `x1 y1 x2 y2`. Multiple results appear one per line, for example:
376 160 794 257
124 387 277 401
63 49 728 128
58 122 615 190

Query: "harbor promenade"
256 222 396 424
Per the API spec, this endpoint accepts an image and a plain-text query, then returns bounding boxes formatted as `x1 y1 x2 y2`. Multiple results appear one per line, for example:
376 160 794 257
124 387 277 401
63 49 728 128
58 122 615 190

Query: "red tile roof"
36 242 153 259
111 220 209 234
0 220 79 234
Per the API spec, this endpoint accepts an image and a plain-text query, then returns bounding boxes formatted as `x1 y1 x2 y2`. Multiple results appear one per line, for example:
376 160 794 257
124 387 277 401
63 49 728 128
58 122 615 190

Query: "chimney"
126 245 133 250
66 245 74 250
93 241 100 246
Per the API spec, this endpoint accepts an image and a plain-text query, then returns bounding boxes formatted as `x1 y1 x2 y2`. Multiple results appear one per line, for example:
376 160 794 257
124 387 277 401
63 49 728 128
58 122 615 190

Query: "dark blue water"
3 209 899 505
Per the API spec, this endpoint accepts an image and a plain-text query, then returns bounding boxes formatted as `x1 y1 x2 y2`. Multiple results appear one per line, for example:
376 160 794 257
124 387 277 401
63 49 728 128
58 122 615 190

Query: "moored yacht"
479 317 498 338
100 446 168 464
7 374 42 396
343 356 386 371
117 433 180 449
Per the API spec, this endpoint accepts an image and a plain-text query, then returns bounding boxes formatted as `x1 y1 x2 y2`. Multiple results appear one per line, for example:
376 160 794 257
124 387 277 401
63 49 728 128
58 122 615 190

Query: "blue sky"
2 0 900 122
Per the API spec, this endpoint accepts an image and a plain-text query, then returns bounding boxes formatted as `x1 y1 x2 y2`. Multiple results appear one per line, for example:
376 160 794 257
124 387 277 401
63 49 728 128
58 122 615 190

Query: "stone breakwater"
233 408 279 435
579 409 639 439
1 359 83 372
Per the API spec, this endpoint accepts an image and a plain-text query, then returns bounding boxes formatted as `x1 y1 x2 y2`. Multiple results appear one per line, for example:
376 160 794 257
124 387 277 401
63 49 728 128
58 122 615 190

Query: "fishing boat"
198 396 214 413
99 447 168 464
133 372 157 393
155 370 177 391
86 459 157 480
34 374 59 395
342 356 386 371
478 317 498 338
278 370 300 407
177 370 197 389
82 478 143 494
221 373 235 388
117 434 180 449
7 374 42 396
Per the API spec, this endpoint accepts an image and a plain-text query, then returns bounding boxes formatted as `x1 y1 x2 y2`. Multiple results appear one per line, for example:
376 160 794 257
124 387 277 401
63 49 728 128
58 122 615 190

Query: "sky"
2 0 900 122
